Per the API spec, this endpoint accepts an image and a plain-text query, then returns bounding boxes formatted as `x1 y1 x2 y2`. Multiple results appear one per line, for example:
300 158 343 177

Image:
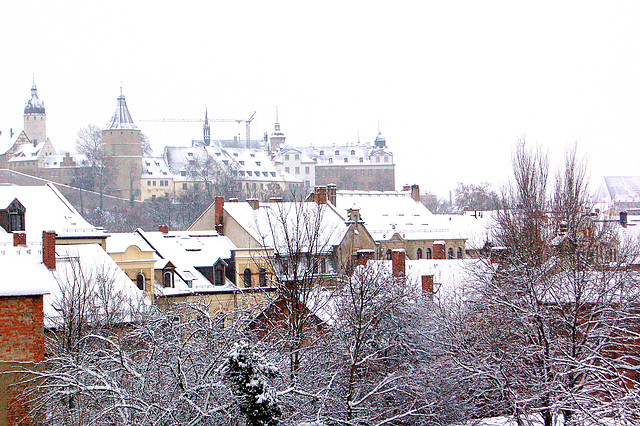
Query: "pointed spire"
273 107 283 136
105 87 138 130
203 106 211 146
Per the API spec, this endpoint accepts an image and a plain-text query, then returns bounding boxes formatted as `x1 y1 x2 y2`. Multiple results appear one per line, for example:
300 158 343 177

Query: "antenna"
275 106 279 123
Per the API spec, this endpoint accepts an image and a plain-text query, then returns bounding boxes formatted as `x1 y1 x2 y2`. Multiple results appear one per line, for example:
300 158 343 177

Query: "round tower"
23 80 46 144
102 89 142 200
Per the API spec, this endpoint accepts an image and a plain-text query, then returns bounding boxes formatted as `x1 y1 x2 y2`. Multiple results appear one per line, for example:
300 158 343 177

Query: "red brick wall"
0 295 45 363
13 232 26 247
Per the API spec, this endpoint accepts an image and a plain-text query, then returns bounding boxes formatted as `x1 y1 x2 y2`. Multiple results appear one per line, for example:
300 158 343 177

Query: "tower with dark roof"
269 108 286 154
203 107 211 146
102 89 142 200
23 80 46 144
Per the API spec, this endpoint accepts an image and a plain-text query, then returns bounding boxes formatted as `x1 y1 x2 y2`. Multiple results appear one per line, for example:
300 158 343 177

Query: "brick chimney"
315 186 327 205
433 241 445 260
411 184 420 203
247 198 260 210
158 224 169 234
13 231 26 247
327 184 337 206
214 196 225 234
269 197 283 203
421 275 434 294
402 185 411 192
356 249 375 266
391 249 406 280
42 230 56 270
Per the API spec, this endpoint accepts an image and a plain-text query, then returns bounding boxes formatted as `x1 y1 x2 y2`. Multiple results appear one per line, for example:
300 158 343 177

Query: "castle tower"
23 79 46 144
102 88 142 200
269 107 286 154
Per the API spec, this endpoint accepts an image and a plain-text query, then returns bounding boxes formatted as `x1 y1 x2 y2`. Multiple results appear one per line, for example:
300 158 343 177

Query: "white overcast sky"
1 1 639 198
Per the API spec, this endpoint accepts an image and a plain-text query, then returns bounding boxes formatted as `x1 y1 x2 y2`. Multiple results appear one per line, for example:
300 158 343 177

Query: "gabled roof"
136 229 238 293
0 243 148 327
104 91 138 131
0 184 106 240
223 201 348 254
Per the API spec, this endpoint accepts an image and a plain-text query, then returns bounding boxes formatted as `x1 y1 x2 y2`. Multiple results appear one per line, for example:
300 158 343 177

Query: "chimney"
411 184 420 203
402 185 411 192
347 207 362 223
391 249 406 280
421 275 434 295
13 231 26 247
327 184 337 206
356 249 375 266
269 197 283 203
247 198 260 210
620 211 628 228
433 241 445 260
315 186 327 205
158 224 169 234
42 230 56 270
229 198 239 203
215 196 225 234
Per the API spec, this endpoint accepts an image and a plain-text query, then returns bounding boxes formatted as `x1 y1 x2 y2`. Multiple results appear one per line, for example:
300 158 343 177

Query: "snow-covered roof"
594 176 640 212
0 242 148 327
104 92 138 131
0 184 106 240
136 229 238 293
7 142 43 162
406 259 482 303
42 155 66 168
142 156 172 179
300 142 393 166
106 232 155 253
224 201 348 254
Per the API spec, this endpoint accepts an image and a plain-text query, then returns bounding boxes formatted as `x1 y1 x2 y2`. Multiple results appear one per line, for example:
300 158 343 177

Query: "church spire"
105 88 138 130
24 78 45 115
203 106 211 146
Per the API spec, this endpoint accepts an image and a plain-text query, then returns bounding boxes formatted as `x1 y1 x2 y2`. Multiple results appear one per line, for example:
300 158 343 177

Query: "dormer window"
233 153 238 157
319 150 324 155
187 152 193 157
351 150 355 155
250 153 255 157
256 161 261 166
343 158 348 163
240 160 245 165
335 150 339 155
359 157 363 163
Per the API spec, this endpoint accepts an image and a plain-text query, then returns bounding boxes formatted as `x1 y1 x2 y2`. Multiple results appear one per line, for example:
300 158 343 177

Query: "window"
147 181 151 186
256 161 261 166
329 170 333 177
426 248 432 259
240 160 245 165
376 156 380 163
336 170 341 177
417 248 423 259
351 150 356 155
328 158 333 164
368 169 373 176
295 167 300 174
285 167 290 173
259 267 267 286
320 258 326 274
344 158 348 163
165 180 169 186
163 272 173 288
159 180 164 187
386 249 392 260
182 183 187 189
322 171 326 177
319 150 324 155
335 150 340 155
136 273 145 291
305 166 309 174
448 248 454 259
243 268 252 288
457 247 463 259
384 156 388 162
295 154 300 160
285 154 290 160
359 157 363 163
361 170 364 177
153 181 156 186
215 268 223 286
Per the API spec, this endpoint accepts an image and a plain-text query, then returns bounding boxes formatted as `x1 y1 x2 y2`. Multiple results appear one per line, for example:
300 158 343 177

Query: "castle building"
102 89 142 200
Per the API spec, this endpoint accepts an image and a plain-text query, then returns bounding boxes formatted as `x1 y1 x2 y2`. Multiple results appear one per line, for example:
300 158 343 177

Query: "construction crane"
140 110 256 148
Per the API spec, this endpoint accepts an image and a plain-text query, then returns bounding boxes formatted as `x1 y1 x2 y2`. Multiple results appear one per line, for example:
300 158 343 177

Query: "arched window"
136 273 145 291
319 150 324 155
243 268 252 288
350 150 356 155
457 247 463 259
386 249 392 260
259 267 267 287
328 158 333 164
426 248 432 259
343 157 348 163
335 150 340 155
359 157 363 163
163 271 173 288
416 248 423 260
448 248 454 259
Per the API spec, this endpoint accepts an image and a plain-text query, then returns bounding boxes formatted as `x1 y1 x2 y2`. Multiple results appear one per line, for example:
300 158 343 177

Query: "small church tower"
203 107 211 146
102 88 142 200
23 79 46 144
269 108 286 154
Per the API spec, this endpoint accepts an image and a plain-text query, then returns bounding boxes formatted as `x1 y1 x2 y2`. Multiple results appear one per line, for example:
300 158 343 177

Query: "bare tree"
454 181 500 211
447 142 640 425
